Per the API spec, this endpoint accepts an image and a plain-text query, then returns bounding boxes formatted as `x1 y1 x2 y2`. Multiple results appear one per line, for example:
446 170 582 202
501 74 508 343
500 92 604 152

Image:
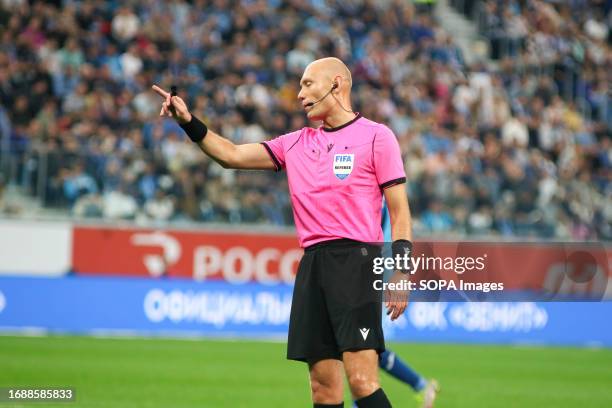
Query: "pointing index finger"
151 85 169 98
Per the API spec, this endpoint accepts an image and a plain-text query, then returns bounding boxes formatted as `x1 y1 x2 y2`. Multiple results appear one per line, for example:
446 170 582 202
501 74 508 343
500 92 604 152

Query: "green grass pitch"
1 335 611 407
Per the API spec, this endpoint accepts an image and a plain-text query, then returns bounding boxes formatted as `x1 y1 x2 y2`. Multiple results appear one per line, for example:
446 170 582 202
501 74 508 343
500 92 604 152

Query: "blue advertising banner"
0 276 611 347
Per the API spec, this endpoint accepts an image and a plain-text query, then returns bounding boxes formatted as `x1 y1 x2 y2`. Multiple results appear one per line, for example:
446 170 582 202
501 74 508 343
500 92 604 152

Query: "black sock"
313 403 343 408
355 388 391 408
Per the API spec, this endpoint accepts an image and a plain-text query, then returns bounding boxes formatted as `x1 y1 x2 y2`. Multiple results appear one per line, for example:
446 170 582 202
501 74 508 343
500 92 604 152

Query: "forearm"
178 114 241 168
194 130 238 169
390 205 412 242
384 184 413 242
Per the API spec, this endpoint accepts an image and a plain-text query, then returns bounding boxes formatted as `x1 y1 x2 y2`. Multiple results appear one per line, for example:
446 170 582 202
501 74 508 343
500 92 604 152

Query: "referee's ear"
332 76 343 91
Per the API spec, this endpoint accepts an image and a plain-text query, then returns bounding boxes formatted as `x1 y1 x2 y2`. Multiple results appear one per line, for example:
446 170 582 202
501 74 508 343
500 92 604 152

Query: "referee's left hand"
385 271 410 321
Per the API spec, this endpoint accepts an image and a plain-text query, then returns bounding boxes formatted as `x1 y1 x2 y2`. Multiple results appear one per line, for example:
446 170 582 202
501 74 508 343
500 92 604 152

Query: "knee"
347 372 379 399
310 376 342 403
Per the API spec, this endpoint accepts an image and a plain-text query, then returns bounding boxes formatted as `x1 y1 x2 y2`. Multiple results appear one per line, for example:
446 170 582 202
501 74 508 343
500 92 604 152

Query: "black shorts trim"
304 238 362 252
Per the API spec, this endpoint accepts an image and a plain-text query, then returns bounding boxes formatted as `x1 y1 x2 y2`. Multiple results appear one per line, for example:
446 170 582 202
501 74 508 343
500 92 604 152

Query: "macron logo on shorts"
359 328 370 341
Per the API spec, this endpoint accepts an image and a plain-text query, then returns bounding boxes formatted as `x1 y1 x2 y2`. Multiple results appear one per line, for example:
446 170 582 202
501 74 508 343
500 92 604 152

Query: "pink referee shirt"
262 114 406 248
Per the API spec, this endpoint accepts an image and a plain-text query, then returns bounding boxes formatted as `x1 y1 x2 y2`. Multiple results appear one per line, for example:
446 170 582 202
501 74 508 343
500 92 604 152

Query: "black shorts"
287 239 385 362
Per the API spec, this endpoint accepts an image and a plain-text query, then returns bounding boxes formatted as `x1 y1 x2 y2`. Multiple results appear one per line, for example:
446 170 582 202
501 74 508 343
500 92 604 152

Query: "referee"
153 57 413 408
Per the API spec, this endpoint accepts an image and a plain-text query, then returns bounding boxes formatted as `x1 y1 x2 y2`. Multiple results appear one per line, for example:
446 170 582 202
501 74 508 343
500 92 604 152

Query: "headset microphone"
305 82 338 107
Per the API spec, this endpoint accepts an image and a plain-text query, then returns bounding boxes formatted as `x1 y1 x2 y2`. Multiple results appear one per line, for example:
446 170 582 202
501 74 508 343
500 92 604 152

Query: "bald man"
153 57 413 408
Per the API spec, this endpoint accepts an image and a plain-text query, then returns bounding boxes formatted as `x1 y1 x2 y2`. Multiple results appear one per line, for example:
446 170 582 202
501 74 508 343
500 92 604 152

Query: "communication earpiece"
305 82 340 107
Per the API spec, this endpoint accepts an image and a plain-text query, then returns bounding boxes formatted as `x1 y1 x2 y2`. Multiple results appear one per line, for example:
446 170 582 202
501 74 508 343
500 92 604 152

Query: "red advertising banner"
72 226 302 284
72 225 610 296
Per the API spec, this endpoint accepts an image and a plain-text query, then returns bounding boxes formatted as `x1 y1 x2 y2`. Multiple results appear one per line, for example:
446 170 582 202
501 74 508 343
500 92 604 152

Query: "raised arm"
152 85 276 170
193 130 276 170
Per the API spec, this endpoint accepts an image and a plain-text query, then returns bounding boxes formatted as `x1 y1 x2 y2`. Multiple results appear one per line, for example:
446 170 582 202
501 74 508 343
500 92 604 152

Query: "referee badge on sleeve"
333 154 354 180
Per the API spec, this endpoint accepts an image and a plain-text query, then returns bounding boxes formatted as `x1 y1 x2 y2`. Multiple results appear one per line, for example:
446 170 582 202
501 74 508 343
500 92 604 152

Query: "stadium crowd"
0 0 609 240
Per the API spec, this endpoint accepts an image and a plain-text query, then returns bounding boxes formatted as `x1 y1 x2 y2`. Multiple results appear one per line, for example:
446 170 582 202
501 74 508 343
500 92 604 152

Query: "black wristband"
179 115 208 143
392 239 413 274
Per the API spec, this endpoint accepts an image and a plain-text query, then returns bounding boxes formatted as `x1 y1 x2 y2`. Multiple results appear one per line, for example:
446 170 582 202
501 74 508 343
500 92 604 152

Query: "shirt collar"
322 113 361 132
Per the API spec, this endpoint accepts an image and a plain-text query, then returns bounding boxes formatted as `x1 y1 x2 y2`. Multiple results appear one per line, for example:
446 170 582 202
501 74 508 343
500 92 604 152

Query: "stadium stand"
0 0 609 239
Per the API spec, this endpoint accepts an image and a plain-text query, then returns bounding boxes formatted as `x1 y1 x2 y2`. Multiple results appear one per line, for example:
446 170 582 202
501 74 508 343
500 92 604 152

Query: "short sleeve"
373 125 406 189
261 129 301 172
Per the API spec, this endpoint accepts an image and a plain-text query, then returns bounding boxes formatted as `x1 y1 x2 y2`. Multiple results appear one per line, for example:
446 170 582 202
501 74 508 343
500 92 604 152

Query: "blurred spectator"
103 183 138 220
111 6 140 45
144 189 175 221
